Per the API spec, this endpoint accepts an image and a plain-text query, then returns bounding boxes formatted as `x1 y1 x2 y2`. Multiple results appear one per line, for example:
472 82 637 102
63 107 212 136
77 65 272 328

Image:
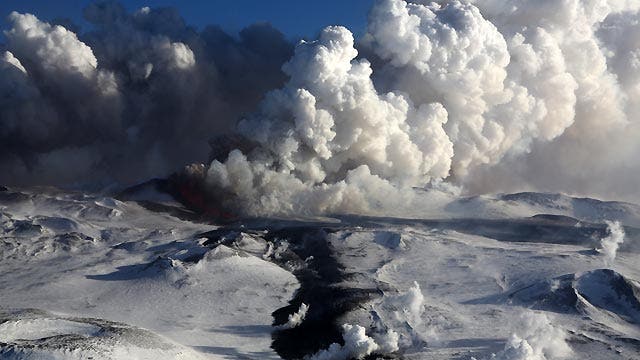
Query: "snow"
0 187 298 359
0 309 204 360
0 318 101 342
325 219 640 359
1 186 639 359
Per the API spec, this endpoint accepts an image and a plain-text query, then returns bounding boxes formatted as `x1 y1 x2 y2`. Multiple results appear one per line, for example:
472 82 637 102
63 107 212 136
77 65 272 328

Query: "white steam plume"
495 311 572 360
306 282 428 359
598 220 625 266
474 311 572 360
205 25 452 216
306 323 397 360
202 0 640 216
454 0 640 201
365 0 577 177
277 303 309 329
370 281 429 350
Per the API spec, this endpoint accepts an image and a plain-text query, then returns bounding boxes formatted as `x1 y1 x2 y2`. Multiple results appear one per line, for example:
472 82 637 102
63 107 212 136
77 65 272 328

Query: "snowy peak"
505 269 640 325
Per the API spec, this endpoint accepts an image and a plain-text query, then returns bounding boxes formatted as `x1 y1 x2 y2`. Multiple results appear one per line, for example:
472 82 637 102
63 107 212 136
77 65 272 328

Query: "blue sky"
0 0 374 39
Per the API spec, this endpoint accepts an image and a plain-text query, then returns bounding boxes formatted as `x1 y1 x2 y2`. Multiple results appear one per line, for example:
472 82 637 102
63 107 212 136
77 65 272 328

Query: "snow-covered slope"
1 186 639 359
0 187 298 359
444 192 640 227
0 309 202 360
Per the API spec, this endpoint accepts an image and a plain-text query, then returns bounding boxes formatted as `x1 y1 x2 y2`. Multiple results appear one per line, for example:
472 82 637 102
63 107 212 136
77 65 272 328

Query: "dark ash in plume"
0 1 293 188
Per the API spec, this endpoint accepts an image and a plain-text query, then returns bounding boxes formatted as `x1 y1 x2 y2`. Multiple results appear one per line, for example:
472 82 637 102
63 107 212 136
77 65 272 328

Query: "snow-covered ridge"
0 309 202 360
447 192 640 227
0 186 298 359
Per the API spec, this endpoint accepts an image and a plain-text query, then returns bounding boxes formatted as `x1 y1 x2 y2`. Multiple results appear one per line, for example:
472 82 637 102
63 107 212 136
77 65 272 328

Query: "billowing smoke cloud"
455 0 640 201
204 25 451 216
202 0 640 216
0 2 292 188
2 0 640 215
364 0 579 177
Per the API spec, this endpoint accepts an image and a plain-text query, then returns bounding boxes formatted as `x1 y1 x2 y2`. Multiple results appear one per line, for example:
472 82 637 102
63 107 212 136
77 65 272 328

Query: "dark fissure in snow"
201 224 381 359
265 226 381 359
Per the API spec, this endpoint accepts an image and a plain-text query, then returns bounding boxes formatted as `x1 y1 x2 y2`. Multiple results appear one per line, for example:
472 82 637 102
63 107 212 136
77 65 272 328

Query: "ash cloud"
2 0 640 215
0 1 293 188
